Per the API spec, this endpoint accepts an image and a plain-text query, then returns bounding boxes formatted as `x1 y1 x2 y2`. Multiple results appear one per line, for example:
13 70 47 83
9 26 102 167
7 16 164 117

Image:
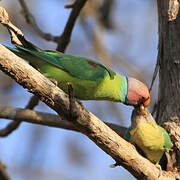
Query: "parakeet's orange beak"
143 97 150 107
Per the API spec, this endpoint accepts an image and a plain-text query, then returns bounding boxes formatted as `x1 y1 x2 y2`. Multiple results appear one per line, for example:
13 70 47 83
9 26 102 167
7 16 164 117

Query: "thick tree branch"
0 45 178 180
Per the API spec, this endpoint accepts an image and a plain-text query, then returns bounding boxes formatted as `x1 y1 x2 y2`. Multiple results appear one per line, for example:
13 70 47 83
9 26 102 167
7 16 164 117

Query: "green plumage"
126 109 171 164
5 45 127 102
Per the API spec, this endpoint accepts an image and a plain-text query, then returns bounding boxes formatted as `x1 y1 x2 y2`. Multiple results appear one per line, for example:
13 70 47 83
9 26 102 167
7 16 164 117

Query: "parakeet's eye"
137 96 150 107
137 97 145 106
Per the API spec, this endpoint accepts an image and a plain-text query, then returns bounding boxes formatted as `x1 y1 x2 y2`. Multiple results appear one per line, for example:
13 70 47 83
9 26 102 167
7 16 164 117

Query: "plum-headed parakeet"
126 107 171 164
5 44 150 107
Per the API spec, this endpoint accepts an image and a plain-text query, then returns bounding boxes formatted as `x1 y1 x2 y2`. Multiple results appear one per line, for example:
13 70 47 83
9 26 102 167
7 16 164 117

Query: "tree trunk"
157 0 180 171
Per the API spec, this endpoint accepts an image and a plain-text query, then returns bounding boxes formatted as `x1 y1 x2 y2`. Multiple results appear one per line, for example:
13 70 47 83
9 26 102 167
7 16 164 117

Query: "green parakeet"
126 107 171 164
5 43 150 107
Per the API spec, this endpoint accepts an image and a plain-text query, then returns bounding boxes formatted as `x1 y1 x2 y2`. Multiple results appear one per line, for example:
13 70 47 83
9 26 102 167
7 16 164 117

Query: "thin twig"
0 95 39 137
0 161 10 180
56 0 87 52
18 0 57 41
0 106 127 137
18 0 88 52
149 58 159 92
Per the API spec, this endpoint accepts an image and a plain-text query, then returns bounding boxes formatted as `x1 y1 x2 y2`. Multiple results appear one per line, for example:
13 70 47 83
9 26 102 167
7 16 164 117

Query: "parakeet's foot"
109 162 119 168
49 78 58 86
155 163 162 178
67 82 79 120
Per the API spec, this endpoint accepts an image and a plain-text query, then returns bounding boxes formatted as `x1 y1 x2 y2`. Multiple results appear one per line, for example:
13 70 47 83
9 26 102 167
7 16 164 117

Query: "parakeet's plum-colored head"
126 77 150 107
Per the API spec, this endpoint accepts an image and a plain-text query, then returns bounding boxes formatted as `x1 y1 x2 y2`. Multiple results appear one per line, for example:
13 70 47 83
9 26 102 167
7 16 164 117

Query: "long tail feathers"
4 45 26 56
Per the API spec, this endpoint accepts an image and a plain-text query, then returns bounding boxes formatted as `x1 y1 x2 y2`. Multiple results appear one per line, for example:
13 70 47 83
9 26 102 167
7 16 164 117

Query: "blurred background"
0 0 158 179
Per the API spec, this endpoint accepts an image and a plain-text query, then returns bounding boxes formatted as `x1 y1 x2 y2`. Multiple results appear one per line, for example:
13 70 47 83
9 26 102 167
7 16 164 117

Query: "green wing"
7 45 116 81
159 127 171 151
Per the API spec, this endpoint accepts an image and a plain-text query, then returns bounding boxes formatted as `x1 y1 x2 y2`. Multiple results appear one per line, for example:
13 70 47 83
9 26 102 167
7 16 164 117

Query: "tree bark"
157 0 180 171
157 0 180 122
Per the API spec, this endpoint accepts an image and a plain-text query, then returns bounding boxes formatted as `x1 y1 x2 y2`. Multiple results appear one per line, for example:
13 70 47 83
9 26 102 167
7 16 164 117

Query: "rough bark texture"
157 0 180 173
157 1 180 122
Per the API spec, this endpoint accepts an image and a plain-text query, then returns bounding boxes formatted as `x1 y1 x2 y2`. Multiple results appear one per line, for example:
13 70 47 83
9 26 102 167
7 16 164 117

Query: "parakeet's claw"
155 163 162 179
49 78 58 86
67 82 79 120
109 162 119 168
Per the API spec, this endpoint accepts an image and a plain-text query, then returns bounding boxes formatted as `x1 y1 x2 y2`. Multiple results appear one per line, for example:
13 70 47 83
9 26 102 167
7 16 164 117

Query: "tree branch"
18 0 88 52
56 0 87 52
18 0 58 41
0 45 178 180
0 161 10 180
0 106 127 136
0 95 39 136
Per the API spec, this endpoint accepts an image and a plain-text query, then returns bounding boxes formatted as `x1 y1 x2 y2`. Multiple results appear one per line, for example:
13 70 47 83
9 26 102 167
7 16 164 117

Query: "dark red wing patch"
88 61 97 68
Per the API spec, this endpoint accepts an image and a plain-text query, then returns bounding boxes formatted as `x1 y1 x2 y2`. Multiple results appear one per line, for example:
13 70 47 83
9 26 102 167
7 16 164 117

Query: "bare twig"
0 106 127 136
18 0 87 52
18 0 57 41
0 161 10 180
56 0 87 52
0 96 39 137
149 52 160 92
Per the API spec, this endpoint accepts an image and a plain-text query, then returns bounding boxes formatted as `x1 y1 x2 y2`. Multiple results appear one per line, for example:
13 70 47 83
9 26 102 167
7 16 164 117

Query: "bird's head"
131 107 156 131
125 77 150 108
